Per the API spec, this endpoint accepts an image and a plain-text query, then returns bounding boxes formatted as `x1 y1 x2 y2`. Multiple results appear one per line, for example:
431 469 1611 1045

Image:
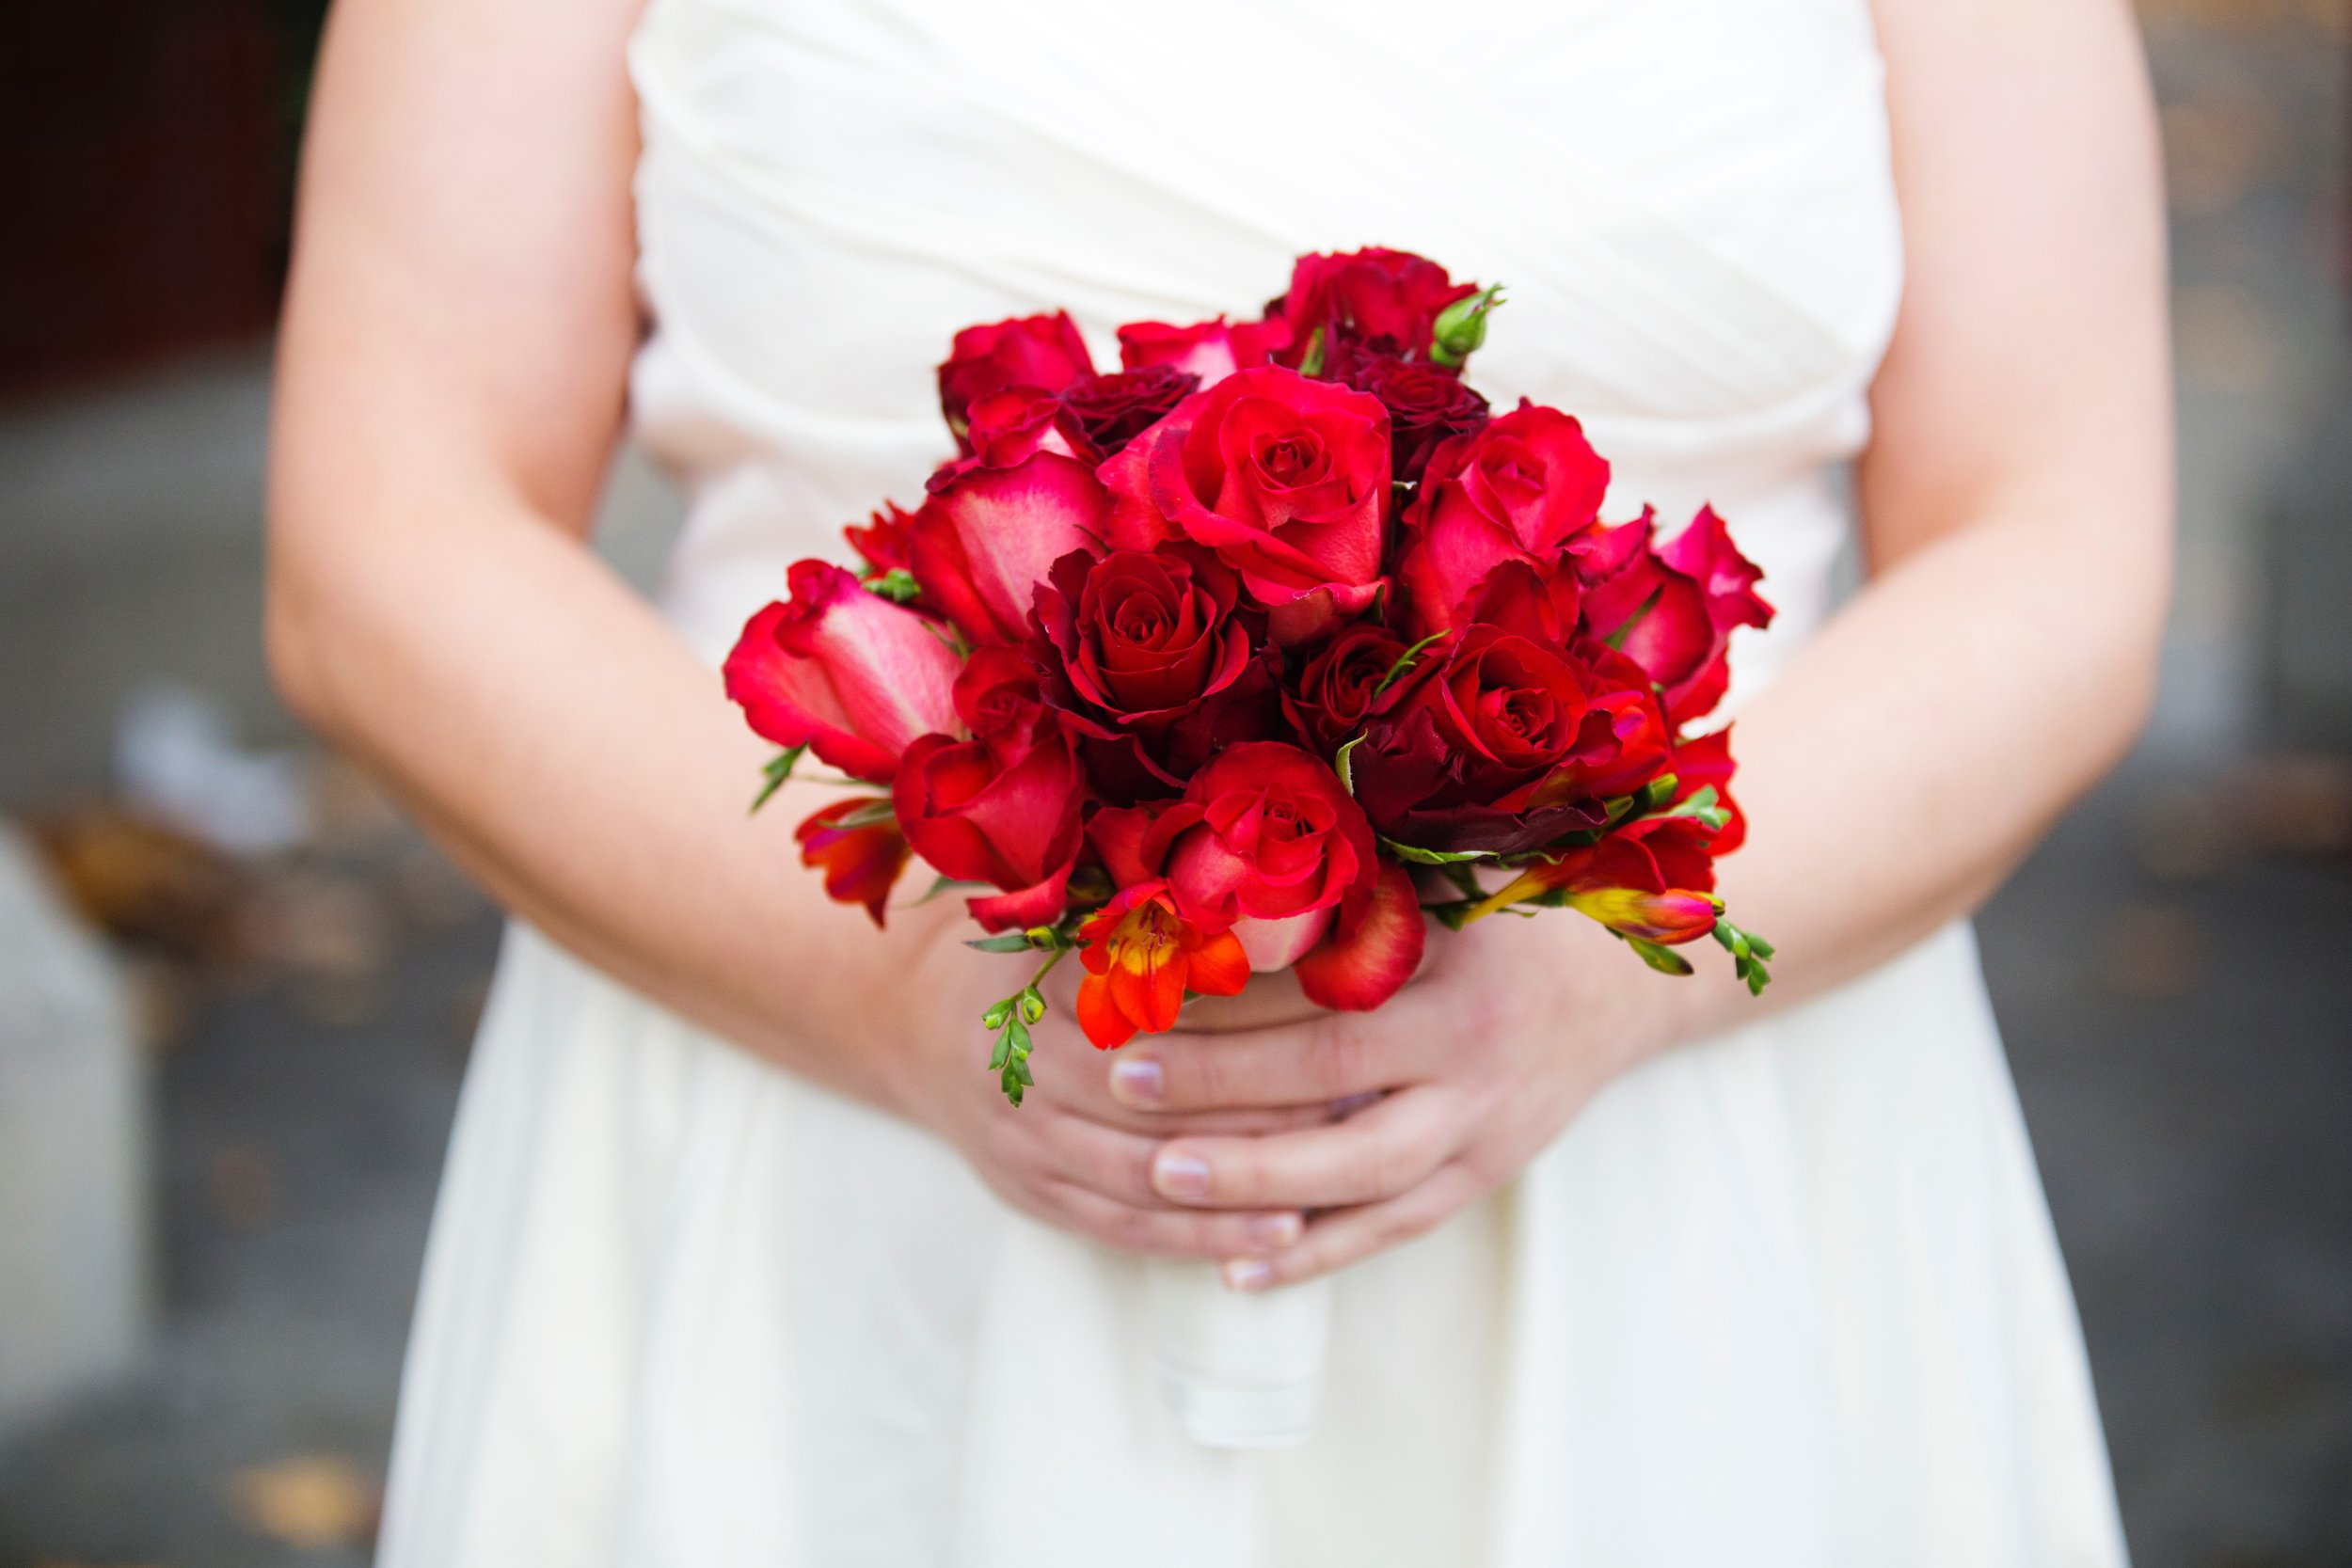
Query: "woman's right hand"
872 900 1323 1261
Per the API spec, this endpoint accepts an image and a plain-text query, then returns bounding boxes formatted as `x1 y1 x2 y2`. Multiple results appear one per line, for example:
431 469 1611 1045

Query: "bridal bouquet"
726 248 1775 1105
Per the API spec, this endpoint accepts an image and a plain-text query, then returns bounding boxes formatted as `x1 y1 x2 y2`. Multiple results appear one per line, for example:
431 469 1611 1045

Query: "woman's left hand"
1098 910 1680 1289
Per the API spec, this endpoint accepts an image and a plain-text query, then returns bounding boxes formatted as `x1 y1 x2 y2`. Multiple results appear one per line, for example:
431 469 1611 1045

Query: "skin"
269 0 2170 1289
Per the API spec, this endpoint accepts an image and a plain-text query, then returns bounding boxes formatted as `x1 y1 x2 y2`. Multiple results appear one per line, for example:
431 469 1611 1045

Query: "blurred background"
1 1 2347 1562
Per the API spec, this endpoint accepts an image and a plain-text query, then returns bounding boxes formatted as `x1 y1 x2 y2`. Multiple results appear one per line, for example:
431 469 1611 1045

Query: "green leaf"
862 567 922 604
1373 632 1449 696
916 875 990 905
1424 900 1478 930
830 798 898 831
1599 584 1665 652
1377 835 1498 866
1438 861 1484 900
1623 935 1695 976
965 932 1035 954
749 745 808 815
1334 735 1365 797
1298 325 1327 378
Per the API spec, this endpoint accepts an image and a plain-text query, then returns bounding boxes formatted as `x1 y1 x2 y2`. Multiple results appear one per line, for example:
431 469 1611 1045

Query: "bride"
267 0 2169 1560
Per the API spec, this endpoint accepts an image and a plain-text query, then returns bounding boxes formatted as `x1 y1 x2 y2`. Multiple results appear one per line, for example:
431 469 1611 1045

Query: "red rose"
1395 404 1611 637
723 561 961 784
844 502 915 576
1033 545 1275 798
928 389 1095 489
893 646 1086 932
1575 505 1772 726
1268 247 1478 375
1343 354 1492 484
1117 317 1285 388
1099 366 1391 644
1352 563 1666 855
937 312 1094 444
907 451 1109 647
1281 621 1414 755
1089 741 1377 972
1057 366 1199 456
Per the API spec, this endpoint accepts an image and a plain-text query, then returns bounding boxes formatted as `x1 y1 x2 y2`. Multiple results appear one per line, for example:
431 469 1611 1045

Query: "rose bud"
1033 544 1276 799
723 561 962 784
1343 354 1492 484
1090 742 1377 972
1116 317 1284 388
1281 621 1419 755
893 654 1087 933
794 798 912 927
1576 505 1772 726
1057 366 1199 456
1099 366 1391 644
1073 880 1249 1048
937 311 1094 444
1395 404 1611 638
1267 247 1478 376
907 451 1109 647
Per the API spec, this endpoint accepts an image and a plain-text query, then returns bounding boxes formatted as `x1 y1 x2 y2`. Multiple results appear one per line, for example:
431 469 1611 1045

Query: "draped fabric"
376 2 2131 1562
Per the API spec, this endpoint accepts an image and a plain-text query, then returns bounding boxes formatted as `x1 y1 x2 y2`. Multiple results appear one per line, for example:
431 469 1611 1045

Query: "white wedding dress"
375 0 2133 1562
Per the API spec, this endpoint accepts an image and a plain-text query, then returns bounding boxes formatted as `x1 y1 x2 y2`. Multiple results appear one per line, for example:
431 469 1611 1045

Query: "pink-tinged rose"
1281 621 1417 755
1577 506 1772 726
795 798 912 927
723 561 961 784
937 312 1094 443
1099 366 1391 643
1343 354 1492 483
1117 317 1285 388
1293 862 1425 1012
1268 247 1478 375
1057 366 1199 456
1033 544 1276 799
907 452 1109 647
1396 404 1610 637
928 389 1094 489
892 693 1085 933
1089 742 1377 937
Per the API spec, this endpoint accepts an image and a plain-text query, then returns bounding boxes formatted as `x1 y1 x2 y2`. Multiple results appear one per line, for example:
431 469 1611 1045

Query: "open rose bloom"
725 248 1777 1103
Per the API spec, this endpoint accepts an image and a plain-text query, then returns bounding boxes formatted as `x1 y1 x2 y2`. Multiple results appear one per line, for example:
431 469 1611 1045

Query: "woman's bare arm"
267 0 1309 1260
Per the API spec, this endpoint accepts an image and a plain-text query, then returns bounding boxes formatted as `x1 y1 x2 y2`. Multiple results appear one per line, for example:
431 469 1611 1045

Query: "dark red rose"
1034 545 1276 800
1344 354 1492 484
1352 563 1668 855
1574 505 1772 726
1395 404 1611 637
893 646 1086 932
1098 366 1391 644
723 561 962 784
844 501 916 576
1057 366 1199 456
937 312 1095 444
1117 317 1286 388
1268 247 1478 376
907 451 1108 647
1281 621 1416 754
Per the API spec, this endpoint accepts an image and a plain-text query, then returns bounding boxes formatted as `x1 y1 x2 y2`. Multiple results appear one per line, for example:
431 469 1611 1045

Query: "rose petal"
1294 863 1425 1012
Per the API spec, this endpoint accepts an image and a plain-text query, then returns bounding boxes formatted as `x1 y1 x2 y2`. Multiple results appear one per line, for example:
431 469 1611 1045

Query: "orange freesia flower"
1073 880 1250 1049
1459 838 1721 943
794 799 912 928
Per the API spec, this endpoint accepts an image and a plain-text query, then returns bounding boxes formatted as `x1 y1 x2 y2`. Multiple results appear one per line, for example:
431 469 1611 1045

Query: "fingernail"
1152 1148 1211 1201
1247 1212 1302 1250
1109 1056 1164 1107
1222 1258 1275 1292
1330 1090 1383 1118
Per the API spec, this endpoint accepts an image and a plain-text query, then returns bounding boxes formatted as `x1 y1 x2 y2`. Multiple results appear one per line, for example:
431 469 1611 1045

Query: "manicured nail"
1330 1091 1382 1118
1247 1212 1302 1250
1153 1148 1212 1201
1109 1056 1164 1107
1222 1258 1275 1291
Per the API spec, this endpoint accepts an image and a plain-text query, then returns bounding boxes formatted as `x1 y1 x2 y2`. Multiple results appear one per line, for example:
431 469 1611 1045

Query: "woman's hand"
1095 911 1675 1288
875 898 1330 1263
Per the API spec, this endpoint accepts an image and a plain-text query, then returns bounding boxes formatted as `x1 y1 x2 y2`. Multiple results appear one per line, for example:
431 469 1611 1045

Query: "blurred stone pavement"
1 2 2348 1562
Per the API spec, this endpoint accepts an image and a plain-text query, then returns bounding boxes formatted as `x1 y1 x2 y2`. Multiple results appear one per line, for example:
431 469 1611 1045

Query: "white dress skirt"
375 0 2135 1562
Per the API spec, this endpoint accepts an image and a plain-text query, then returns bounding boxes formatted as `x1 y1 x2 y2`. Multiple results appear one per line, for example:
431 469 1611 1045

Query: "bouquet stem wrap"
1144 1258 1334 1449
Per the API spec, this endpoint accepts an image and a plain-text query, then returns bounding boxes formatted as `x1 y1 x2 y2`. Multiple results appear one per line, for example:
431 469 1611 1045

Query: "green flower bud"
1429 285 1503 369
981 1000 1013 1032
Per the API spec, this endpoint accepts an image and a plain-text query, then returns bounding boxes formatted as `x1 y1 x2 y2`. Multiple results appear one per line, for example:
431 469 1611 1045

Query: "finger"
1045 1181 1305 1260
1025 1015 1337 1135
1110 983 1459 1114
1165 968 1323 1034
1147 1086 1460 1211
1219 1161 1486 1289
